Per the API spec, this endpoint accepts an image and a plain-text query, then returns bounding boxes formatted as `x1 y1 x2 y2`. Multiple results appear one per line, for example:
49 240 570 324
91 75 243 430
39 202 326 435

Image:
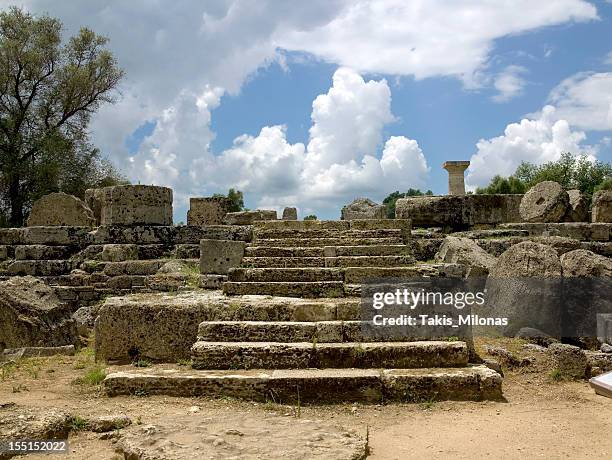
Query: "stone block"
282 207 297 220
187 197 231 226
200 239 246 274
520 181 569 223
14 245 72 260
26 192 95 227
0 245 7 261
223 210 277 225
592 190 612 223
88 185 173 226
100 244 139 262
564 189 589 222
396 195 522 229
547 343 588 379
20 226 91 246
341 198 386 220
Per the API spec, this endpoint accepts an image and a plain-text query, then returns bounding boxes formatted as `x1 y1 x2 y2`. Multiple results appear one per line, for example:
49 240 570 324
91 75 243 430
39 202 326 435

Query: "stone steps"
196 320 447 343
241 255 416 269
245 247 325 257
228 268 344 282
252 237 403 247
253 228 403 240
223 281 346 298
190 340 468 370
102 365 502 403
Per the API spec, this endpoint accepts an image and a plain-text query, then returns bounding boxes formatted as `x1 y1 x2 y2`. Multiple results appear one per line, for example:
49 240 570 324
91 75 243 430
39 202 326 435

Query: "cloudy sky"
6 0 612 220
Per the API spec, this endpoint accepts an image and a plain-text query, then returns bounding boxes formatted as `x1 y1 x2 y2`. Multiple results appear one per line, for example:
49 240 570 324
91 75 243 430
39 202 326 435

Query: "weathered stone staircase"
223 219 421 298
103 220 503 403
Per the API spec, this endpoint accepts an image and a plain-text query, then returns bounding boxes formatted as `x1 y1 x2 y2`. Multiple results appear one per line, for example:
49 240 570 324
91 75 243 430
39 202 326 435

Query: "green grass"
74 365 106 386
176 359 192 367
133 359 151 368
549 368 564 382
70 416 88 431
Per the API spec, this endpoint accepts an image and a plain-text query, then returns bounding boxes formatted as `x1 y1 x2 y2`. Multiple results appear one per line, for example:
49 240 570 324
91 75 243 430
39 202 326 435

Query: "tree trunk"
8 175 24 227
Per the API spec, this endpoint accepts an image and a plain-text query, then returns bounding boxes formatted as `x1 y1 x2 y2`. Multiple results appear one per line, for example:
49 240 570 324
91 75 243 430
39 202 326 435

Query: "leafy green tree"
478 153 611 202
475 175 527 194
303 214 317 221
213 188 245 212
383 189 433 218
0 7 124 226
594 177 612 193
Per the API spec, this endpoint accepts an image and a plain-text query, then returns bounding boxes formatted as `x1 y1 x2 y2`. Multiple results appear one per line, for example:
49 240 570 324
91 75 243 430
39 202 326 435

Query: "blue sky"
9 0 612 220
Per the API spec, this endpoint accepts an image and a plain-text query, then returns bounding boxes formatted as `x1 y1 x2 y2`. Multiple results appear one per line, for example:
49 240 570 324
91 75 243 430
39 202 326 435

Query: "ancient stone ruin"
2 178 611 407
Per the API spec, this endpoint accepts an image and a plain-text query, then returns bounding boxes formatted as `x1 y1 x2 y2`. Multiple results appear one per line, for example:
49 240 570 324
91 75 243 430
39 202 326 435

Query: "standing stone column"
442 161 470 196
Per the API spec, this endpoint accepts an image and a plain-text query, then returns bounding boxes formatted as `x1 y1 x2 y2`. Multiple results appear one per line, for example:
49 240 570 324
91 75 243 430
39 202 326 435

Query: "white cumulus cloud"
466 106 594 188
546 72 612 131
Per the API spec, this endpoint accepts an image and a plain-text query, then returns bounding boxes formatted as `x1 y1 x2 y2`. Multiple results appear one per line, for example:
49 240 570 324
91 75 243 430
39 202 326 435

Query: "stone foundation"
187 197 231 226
396 194 522 229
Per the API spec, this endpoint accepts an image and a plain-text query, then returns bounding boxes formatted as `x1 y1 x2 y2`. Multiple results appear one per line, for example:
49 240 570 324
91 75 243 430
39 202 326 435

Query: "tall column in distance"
442 161 470 195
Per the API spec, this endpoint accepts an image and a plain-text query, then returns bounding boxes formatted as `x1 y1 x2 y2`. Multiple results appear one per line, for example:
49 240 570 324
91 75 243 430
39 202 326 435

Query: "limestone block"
20 226 92 246
14 245 72 260
223 210 277 225
0 276 78 348
100 244 139 262
88 185 173 226
26 192 95 227
564 189 589 222
282 207 298 220
0 245 7 261
341 198 386 220
434 236 496 276
200 239 246 275
592 190 612 223
547 343 588 379
476 242 563 337
519 181 569 223
187 197 232 226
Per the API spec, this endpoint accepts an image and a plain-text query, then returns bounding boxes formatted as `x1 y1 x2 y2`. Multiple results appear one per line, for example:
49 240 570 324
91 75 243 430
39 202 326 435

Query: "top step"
253 219 412 232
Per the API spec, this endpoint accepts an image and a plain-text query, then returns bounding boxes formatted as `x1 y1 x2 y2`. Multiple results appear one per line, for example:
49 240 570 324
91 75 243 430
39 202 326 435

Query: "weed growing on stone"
74 365 106 386
176 359 192 367
133 359 151 368
70 415 88 431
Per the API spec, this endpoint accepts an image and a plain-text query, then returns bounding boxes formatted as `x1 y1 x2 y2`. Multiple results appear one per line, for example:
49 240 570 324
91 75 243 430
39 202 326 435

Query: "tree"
0 7 124 226
383 189 433 218
303 214 317 221
475 175 527 194
477 153 611 202
213 188 245 212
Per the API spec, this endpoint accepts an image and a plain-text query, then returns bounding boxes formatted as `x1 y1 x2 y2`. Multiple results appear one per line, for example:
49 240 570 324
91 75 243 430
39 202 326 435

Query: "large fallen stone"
282 206 297 220
561 249 612 277
341 198 386 220
0 405 71 454
434 236 496 276
26 192 95 227
0 277 78 350
592 190 612 223
519 181 569 223
564 189 589 222
547 343 588 379
560 249 612 340
117 411 366 459
476 242 563 337
86 185 173 226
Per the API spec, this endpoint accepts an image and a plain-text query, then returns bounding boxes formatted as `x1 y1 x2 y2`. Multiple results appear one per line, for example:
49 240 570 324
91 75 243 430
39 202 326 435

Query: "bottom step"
103 365 502 403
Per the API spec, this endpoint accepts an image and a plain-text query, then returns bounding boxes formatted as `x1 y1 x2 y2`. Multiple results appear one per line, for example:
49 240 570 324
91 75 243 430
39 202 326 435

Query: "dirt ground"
1 340 611 459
